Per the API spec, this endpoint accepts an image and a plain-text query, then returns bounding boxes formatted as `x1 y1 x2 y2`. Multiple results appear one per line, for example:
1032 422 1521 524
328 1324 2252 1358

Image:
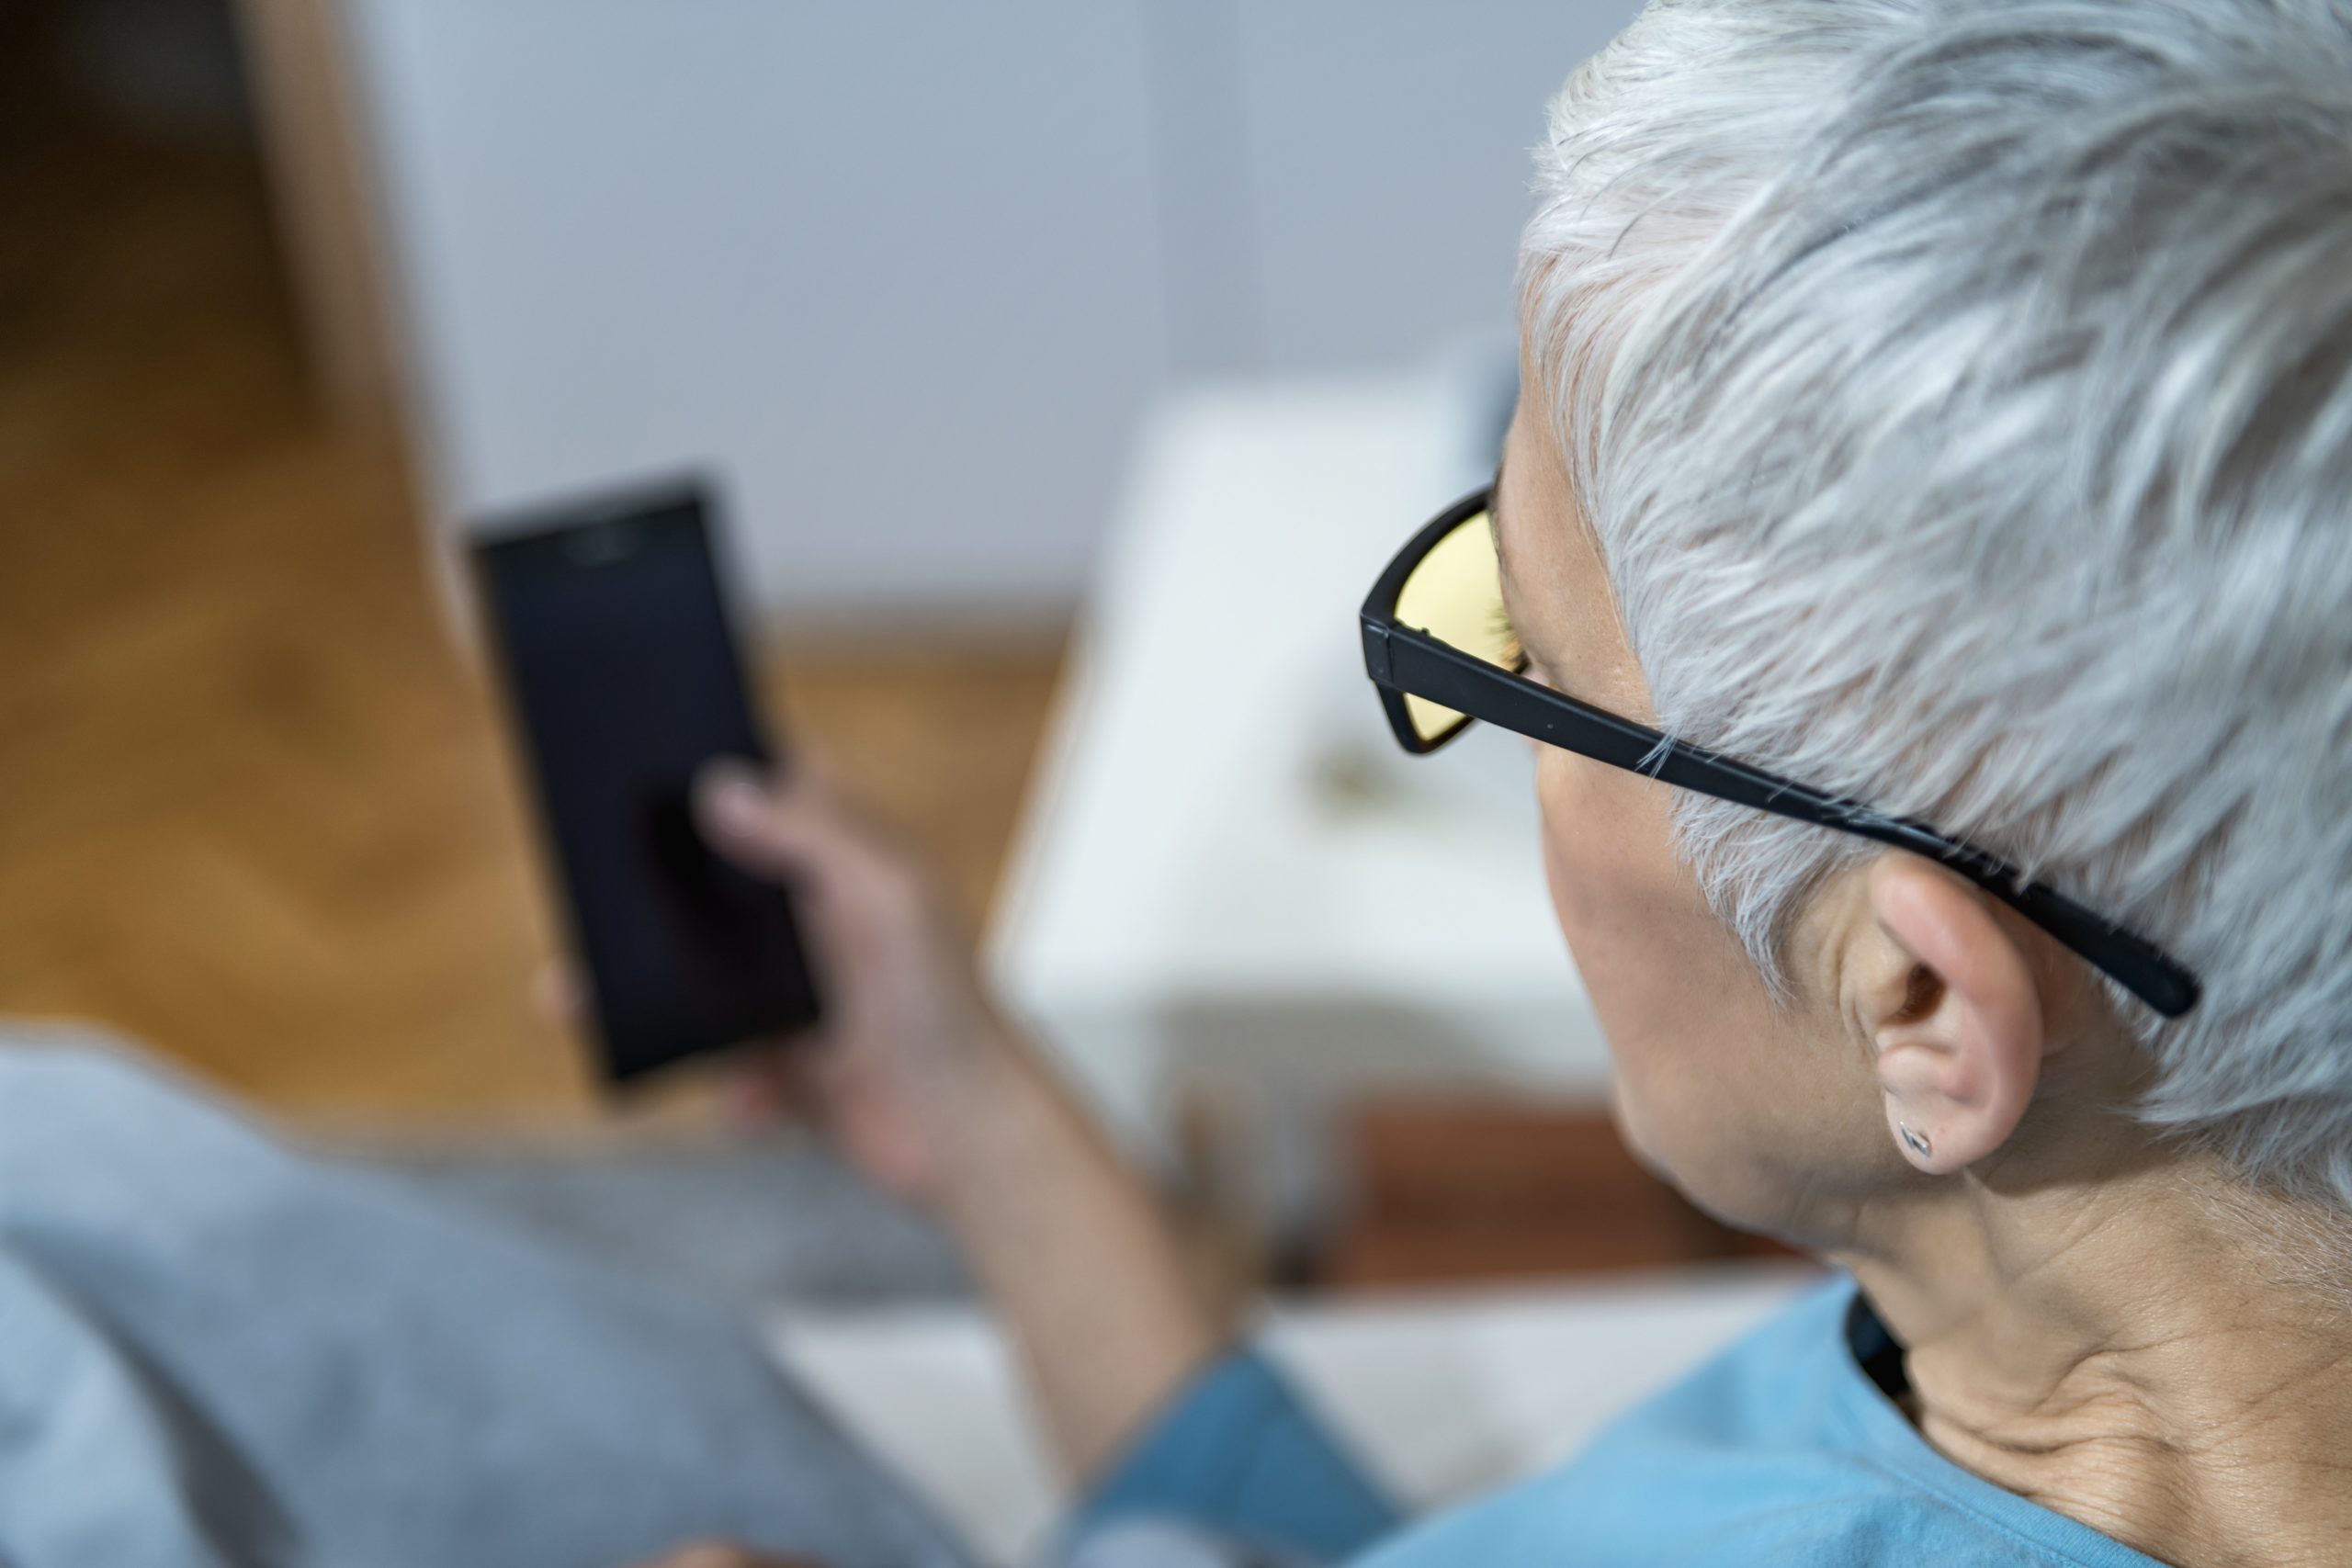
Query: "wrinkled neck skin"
1833 1146 2352 1568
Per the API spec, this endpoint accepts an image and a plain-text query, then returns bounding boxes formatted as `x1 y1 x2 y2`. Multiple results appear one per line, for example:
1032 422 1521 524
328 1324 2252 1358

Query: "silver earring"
1898 1122 1932 1160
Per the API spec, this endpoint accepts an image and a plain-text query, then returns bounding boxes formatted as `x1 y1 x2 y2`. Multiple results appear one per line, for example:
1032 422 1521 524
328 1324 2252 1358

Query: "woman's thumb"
694 758 816 876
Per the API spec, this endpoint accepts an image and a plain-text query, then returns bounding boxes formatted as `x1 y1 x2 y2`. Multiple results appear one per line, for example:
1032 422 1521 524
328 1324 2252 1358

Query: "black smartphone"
471 479 821 1083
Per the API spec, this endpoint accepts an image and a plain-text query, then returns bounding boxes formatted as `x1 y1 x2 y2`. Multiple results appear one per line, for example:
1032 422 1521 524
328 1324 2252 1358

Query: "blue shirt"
1073 1277 2174 1567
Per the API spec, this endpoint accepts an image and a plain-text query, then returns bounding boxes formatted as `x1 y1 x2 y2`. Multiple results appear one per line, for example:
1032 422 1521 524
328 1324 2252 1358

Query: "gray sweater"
0 1026 968 1568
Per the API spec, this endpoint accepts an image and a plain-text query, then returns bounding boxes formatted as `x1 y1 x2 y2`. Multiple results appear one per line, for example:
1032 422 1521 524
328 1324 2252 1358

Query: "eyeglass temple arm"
1365 621 2200 1019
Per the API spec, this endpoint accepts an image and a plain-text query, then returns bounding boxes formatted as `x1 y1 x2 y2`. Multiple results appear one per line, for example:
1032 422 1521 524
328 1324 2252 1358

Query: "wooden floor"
0 125 1064 1130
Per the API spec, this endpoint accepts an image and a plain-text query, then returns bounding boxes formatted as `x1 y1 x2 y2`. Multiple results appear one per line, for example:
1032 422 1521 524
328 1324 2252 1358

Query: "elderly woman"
15 0 2342 1563
684 1 2352 1565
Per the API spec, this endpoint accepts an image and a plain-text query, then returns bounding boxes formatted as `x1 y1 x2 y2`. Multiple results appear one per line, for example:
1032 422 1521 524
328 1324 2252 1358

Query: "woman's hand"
696 756 1221 1477
694 758 1015 1209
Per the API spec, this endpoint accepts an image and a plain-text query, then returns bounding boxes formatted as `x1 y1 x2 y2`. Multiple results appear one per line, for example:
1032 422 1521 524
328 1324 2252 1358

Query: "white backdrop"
342 0 1636 622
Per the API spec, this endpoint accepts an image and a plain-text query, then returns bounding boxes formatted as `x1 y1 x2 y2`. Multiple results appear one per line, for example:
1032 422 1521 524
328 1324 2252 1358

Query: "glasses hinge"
1360 621 1394 684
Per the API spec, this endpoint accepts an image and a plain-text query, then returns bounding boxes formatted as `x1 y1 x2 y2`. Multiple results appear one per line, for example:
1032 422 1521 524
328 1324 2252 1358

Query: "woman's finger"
719 1038 842 1132
694 760 873 884
530 962 589 1027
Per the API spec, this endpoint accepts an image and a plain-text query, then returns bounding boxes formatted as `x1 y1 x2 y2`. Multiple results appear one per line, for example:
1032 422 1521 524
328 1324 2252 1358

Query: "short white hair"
1521 0 2352 1207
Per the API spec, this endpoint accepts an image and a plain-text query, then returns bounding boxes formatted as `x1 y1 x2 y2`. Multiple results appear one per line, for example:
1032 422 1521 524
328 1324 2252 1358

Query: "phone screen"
473 484 820 1081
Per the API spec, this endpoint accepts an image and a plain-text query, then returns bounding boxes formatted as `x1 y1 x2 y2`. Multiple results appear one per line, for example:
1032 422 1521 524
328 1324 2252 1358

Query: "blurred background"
1 4 1833 1552
0 0 1804 1334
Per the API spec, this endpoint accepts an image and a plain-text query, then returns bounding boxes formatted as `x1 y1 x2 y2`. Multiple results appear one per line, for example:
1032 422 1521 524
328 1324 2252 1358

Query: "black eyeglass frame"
1360 487 2201 1020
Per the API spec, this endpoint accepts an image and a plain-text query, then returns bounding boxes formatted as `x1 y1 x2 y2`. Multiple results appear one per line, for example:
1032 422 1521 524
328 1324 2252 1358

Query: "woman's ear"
1855 854 2047 1175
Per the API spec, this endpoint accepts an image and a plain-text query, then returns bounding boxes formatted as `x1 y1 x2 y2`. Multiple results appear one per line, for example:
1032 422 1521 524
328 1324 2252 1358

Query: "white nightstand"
989 376 1614 1228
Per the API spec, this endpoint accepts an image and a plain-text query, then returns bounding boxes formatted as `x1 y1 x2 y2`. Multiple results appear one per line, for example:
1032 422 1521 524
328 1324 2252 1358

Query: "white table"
989 376 1614 1214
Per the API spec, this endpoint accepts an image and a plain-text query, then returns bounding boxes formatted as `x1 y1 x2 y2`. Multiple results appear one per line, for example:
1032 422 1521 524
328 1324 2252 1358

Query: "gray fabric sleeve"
0 1025 971 1568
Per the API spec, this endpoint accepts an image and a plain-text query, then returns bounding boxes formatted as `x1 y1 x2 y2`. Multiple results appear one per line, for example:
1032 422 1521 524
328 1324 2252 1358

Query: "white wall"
344 0 1634 623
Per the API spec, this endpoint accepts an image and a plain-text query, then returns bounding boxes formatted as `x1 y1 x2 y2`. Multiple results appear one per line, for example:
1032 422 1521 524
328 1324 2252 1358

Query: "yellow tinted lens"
1394 508 1519 743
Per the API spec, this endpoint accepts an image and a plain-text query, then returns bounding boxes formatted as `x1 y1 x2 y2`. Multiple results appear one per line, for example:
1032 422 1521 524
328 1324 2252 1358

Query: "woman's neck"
1842 1159 2352 1568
